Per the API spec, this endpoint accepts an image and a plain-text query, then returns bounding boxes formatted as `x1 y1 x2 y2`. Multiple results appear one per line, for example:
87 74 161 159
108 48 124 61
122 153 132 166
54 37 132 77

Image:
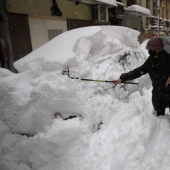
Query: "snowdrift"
1 26 170 170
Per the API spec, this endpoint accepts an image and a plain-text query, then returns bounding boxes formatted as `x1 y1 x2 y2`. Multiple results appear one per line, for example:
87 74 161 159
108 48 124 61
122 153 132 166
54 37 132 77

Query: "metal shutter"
7 13 32 61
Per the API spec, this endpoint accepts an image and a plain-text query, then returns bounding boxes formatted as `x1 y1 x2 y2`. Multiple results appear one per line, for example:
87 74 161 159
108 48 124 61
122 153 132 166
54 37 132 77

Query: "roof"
125 5 151 16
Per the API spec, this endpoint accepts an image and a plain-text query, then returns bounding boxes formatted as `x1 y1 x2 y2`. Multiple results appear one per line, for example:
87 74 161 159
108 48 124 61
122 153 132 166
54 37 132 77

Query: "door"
28 17 67 50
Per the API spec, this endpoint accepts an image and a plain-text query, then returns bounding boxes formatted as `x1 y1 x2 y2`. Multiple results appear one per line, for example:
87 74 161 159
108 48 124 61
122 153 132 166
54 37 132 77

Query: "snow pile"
0 26 170 170
141 39 149 57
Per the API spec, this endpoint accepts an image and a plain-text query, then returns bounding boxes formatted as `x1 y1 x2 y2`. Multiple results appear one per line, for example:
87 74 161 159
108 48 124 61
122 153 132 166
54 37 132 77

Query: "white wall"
28 17 67 50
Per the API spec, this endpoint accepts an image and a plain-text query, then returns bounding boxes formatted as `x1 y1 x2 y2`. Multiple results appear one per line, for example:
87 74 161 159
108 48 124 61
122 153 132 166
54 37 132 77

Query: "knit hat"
146 37 164 51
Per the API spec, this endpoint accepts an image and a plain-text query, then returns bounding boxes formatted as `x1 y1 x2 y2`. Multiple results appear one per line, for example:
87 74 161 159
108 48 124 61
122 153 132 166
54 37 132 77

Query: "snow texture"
1 26 170 170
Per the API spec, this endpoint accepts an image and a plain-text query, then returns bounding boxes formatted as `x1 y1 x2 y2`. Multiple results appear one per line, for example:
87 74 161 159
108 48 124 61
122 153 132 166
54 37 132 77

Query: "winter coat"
120 50 170 110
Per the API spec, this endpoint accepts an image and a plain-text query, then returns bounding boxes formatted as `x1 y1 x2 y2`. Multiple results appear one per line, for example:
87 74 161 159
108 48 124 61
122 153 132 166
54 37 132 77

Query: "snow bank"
1 26 170 170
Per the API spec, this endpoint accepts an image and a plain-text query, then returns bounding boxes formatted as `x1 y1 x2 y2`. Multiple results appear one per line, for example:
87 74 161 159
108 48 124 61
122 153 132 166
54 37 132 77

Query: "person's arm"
165 53 170 87
113 58 149 84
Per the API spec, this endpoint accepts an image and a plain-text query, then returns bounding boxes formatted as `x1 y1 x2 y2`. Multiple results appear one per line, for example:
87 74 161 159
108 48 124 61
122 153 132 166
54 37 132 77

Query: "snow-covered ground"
1 26 170 170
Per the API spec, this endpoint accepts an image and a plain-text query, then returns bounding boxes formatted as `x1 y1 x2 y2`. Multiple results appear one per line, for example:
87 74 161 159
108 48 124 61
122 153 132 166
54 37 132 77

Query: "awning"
147 15 163 20
69 0 118 7
116 1 124 6
95 0 117 6
125 5 151 16
163 18 168 21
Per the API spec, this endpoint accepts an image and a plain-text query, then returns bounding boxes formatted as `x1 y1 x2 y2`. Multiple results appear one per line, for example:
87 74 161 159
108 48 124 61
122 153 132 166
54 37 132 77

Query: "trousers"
157 94 170 116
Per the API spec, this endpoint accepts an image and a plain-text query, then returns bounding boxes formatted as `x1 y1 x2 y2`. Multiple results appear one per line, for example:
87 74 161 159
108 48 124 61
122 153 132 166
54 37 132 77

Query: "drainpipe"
157 0 160 37
166 0 167 19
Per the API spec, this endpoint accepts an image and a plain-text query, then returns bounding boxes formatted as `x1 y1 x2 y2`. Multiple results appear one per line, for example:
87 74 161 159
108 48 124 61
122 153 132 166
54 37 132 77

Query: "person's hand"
166 77 170 87
113 79 122 84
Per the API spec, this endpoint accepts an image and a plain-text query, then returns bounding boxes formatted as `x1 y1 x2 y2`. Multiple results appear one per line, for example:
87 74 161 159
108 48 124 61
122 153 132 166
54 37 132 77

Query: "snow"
1 26 170 170
14 27 101 72
116 1 124 6
125 5 151 16
95 0 117 6
140 39 149 57
163 18 168 21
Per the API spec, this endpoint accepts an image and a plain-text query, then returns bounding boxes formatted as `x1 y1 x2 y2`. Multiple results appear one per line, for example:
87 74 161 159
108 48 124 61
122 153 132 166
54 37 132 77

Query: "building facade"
1 0 170 72
144 0 170 38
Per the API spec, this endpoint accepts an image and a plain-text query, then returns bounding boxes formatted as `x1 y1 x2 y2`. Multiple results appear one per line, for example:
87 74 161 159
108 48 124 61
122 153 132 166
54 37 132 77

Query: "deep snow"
1 26 170 170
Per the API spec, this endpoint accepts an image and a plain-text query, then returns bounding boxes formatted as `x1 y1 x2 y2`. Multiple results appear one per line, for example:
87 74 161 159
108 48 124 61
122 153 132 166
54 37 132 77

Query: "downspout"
157 0 160 37
166 0 167 19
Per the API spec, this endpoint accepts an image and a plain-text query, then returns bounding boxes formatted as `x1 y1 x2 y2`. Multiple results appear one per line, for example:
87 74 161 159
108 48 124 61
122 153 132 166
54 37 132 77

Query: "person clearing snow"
114 36 170 116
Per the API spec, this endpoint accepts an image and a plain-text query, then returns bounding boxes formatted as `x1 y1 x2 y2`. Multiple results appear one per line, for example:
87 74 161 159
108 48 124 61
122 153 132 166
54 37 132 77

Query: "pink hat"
146 37 164 51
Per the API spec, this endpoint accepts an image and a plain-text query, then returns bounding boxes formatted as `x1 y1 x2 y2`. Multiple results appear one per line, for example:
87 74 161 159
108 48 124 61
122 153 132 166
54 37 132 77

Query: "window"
48 29 63 41
146 1 150 9
92 5 108 21
127 0 136 6
162 6 165 18
100 6 106 20
92 5 98 20
153 0 157 16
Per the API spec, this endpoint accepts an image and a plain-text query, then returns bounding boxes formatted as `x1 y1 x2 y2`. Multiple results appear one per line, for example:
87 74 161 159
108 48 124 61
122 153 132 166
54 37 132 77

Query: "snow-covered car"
1 26 169 170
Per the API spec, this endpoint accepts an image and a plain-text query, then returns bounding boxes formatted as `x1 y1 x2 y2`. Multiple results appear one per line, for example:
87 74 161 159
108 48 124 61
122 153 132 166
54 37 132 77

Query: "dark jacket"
120 50 170 110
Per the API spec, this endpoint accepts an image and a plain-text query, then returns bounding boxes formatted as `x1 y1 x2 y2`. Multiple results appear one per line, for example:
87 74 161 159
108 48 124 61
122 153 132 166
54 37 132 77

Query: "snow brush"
62 67 139 86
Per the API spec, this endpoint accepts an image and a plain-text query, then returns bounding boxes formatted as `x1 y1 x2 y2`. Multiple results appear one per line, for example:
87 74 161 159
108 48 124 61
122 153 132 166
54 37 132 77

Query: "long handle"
70 77 108 82
63 69 139 85
70 77 138 85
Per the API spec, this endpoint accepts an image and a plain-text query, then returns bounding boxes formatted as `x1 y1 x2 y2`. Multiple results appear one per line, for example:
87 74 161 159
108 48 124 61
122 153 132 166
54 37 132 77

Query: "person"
113 36 170 116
